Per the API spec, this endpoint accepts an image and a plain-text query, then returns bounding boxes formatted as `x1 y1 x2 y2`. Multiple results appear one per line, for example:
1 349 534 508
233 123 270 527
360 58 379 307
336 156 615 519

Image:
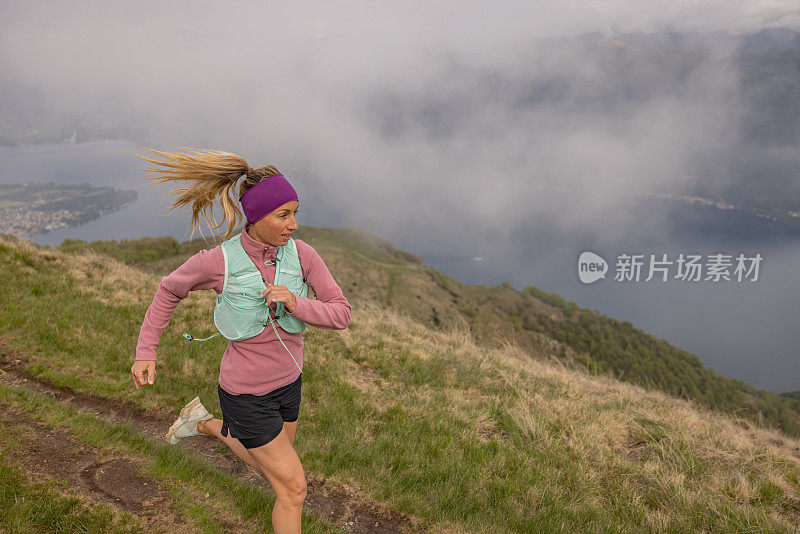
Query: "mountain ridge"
51 226 800 438
1 230 799 531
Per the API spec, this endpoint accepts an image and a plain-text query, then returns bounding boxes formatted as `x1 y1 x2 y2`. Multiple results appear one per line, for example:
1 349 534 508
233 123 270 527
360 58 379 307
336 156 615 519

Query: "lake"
2 139 798 393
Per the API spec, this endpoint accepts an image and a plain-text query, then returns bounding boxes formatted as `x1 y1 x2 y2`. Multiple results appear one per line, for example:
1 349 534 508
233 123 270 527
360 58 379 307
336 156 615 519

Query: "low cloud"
1 1 797 243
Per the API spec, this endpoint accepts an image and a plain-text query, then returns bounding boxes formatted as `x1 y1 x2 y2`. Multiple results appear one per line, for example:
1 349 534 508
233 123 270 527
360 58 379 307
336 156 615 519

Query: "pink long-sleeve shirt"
135 223 351 395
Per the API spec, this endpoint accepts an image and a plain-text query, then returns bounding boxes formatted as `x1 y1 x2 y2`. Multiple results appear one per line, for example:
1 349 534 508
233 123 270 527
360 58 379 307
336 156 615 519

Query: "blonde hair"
129 147 281 241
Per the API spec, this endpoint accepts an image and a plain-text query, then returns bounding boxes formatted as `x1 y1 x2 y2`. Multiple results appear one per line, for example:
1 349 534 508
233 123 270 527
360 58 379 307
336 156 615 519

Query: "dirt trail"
0 348 422 534
0 403 258 533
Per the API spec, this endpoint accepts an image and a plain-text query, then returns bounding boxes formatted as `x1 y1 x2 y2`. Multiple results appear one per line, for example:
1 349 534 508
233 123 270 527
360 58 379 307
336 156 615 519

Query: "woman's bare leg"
198 419 305 533
248 428 306 534
283 420 298 445
197 418 259 470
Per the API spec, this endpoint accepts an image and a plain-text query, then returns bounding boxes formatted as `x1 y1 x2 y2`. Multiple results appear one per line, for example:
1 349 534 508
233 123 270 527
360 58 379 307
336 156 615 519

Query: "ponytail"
130 147 281 242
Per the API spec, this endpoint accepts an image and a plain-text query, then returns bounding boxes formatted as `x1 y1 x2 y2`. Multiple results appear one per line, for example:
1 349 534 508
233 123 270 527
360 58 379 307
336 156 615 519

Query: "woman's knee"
247 430 307 504
274 471 307 506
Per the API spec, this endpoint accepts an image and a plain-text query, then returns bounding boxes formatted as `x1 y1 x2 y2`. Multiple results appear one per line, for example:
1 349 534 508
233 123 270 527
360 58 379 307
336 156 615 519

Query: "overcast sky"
1 1 799 241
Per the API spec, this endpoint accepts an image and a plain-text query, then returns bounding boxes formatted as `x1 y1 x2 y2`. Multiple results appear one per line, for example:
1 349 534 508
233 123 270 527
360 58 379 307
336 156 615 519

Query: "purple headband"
240 174 299 224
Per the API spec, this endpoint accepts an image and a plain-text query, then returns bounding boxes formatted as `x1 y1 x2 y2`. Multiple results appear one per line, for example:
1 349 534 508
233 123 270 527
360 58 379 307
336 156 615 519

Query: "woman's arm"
287 239 352 330
135 247 224 361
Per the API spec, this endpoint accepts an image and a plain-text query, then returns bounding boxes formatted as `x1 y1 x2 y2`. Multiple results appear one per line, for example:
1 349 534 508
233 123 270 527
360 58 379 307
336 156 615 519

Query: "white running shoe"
166 396 214 445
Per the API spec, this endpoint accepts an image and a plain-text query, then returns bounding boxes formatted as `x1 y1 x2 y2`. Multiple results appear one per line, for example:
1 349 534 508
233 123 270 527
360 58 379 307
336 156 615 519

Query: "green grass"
0 381 344 534
0 453 143 533
1 236 799 533
301 321 798 533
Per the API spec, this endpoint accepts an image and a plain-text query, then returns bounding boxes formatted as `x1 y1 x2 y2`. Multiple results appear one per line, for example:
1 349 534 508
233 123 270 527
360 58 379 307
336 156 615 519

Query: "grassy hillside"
1 233 800 532
58 227 800 438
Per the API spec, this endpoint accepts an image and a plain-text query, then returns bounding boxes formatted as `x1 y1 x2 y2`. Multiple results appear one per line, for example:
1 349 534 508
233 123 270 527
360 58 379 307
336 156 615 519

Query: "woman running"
130 148 351 534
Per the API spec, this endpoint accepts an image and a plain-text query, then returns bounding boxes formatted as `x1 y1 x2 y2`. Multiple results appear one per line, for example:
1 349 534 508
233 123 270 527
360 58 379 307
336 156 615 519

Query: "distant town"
0 183 137 237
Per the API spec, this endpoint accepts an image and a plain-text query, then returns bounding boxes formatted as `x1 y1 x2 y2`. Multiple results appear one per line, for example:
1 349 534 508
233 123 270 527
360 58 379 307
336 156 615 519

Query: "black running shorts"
218 373 302 449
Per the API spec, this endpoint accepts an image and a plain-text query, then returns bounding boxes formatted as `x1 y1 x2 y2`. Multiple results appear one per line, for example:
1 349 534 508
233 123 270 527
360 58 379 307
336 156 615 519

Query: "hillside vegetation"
58 226 800 438
1 232 799 532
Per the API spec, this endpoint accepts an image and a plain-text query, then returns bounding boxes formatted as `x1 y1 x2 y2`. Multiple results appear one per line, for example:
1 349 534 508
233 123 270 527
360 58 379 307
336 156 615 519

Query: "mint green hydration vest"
213 233 313 341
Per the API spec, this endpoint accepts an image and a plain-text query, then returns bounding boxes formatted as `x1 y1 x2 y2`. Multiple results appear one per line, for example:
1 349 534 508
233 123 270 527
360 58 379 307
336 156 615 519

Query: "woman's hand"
261 284 298 313
131 360 156 390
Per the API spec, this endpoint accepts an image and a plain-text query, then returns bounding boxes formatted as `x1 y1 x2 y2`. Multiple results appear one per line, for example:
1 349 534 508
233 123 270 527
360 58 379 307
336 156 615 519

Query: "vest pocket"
230 271 266 299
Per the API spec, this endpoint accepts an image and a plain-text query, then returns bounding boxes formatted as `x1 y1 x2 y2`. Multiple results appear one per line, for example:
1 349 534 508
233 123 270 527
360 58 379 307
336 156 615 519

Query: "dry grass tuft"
341 296 800 529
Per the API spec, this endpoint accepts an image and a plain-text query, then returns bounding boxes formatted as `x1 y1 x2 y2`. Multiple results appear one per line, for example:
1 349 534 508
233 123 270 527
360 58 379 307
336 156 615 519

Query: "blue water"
1 139 798 393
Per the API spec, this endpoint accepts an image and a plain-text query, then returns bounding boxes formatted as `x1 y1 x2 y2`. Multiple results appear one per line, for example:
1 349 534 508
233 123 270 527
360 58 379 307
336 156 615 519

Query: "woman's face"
248 200 300 247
